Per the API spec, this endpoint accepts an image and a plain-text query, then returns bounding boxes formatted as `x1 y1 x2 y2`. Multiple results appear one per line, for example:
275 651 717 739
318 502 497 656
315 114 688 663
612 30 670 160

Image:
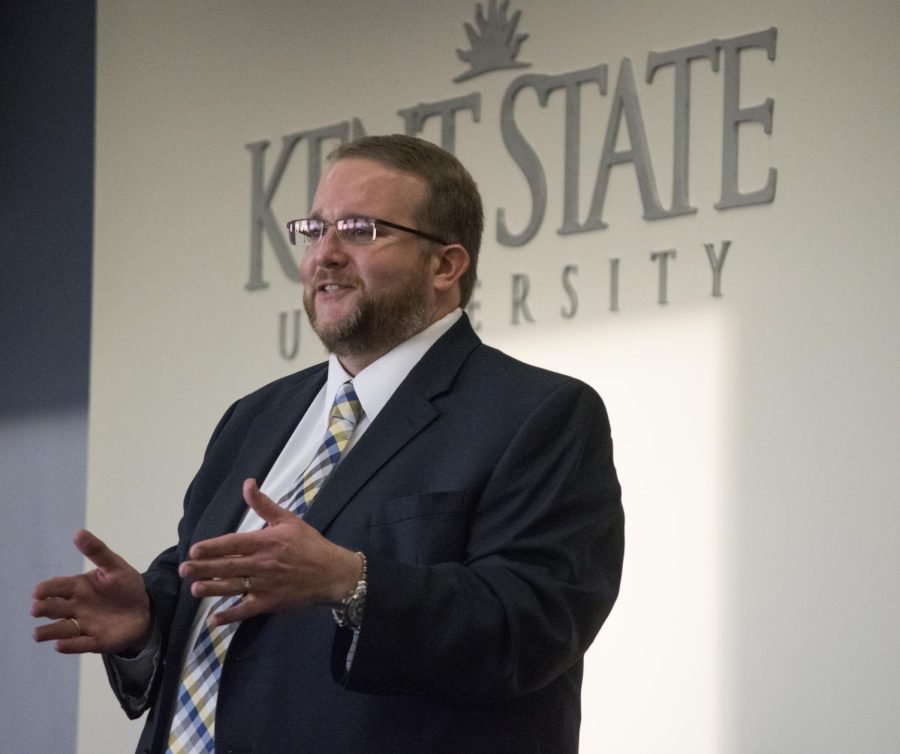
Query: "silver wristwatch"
332 551 367 629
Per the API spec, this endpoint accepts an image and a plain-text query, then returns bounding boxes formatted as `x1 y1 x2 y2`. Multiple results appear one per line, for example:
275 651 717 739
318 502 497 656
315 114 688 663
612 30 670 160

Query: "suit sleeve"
336 380 624 701
102 399 240 717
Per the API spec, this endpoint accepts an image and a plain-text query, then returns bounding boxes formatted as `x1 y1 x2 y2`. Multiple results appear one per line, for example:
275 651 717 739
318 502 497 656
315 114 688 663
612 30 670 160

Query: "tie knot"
331 381 363 427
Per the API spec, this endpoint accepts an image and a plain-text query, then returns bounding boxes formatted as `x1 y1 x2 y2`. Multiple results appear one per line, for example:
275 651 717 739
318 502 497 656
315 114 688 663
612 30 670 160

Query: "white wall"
85 1 900 751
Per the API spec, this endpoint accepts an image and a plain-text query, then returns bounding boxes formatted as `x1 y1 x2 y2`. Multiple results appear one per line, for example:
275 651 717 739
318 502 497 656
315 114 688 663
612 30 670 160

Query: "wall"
0 2 96 752
82 1 900 751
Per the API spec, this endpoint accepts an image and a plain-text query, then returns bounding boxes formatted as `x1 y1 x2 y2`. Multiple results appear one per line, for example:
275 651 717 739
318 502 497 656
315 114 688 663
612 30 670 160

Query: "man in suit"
32 135 624 753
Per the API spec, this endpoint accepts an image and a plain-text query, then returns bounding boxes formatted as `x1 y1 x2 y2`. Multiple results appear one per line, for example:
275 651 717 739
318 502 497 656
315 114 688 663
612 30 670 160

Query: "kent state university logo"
243 2 778 358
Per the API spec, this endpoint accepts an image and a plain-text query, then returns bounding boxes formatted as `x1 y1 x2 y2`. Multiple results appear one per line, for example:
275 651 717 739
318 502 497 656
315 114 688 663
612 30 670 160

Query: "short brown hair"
328 135 484 307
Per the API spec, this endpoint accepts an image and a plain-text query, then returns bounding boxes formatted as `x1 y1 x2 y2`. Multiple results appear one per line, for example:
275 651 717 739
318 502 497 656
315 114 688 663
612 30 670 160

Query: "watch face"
348 600 364 627
332 580 366 628
347 584 367 628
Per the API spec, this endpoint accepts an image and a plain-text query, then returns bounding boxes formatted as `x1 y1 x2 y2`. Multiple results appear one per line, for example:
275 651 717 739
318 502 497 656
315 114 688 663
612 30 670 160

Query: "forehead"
312 158 426 221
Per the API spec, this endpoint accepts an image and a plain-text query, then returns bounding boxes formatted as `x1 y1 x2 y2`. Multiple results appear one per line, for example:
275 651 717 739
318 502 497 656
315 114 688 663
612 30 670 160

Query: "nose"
308 224 347 268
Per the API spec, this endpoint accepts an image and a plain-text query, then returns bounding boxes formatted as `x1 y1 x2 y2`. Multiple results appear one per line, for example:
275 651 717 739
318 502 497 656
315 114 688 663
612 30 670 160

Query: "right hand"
31 529 152 655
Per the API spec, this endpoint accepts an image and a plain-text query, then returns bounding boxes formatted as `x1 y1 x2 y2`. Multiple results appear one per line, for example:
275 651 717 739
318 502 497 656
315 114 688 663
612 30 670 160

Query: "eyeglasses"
286 216 448 246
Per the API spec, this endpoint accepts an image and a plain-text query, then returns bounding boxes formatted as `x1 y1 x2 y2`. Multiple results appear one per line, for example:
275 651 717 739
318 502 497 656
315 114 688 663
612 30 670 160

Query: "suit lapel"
189 367 328 546
304 315 481 533
163 368 328 691
176 315 480 551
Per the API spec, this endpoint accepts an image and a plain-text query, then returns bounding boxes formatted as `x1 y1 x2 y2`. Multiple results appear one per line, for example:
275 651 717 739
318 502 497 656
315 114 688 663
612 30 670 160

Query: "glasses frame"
286 216 448 247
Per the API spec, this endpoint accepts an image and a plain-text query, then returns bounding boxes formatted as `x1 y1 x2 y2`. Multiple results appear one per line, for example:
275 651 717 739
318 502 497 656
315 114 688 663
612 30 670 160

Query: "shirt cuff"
103 620 162 716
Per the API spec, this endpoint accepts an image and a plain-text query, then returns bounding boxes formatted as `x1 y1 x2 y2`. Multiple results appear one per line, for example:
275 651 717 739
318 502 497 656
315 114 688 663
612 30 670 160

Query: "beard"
303 265 433 360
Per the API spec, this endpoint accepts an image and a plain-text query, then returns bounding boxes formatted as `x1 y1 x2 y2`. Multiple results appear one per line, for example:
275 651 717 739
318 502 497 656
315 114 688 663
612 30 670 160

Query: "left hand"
179 478 361 626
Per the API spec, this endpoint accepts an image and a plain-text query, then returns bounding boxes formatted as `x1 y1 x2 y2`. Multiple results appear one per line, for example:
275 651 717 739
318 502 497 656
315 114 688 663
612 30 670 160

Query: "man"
32 135 624 753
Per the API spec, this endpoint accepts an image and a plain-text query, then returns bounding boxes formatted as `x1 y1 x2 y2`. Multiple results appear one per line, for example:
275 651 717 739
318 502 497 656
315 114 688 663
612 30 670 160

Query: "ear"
430 244 470 296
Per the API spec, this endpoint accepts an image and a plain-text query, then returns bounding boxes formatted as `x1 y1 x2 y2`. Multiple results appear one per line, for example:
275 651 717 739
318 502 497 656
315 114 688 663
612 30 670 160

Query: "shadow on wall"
0 3 96 753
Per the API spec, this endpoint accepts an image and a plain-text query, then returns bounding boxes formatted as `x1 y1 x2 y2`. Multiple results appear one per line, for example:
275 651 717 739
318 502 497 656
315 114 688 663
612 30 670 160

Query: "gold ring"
242 576 252 595
68 617 82 638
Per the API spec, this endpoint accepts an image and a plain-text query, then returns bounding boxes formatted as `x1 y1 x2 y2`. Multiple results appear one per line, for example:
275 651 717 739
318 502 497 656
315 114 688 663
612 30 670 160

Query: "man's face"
299 158 437 367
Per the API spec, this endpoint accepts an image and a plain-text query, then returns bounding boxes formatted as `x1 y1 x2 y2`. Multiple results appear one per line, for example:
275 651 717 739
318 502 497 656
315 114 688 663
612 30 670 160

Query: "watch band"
332 551 367 629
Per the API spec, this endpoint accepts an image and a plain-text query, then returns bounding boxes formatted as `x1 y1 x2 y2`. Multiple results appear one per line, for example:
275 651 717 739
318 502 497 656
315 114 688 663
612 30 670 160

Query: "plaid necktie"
277 381 364 516
166 381 363 753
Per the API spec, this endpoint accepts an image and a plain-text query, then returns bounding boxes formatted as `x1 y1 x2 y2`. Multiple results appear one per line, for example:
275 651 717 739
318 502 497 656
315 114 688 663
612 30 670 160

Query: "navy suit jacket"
121 315 624 753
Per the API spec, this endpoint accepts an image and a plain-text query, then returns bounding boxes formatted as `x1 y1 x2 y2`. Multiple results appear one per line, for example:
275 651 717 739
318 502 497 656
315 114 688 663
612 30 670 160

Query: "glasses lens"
336 217 376 244
297 219 325 243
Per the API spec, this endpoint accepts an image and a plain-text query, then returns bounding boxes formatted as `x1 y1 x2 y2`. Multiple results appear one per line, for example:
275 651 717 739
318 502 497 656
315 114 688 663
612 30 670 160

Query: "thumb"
243 478 292 525
74 529 126 572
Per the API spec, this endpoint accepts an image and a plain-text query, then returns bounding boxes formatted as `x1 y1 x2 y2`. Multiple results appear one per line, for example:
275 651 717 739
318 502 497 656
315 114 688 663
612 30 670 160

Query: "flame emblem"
454 0 531 82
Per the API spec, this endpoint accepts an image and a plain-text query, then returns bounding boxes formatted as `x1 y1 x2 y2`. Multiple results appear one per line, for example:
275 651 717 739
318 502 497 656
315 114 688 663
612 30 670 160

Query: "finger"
33 617 83 644
32 576 78 601
74 529 126 573
187 531 258 561
210 595 263 626
189 577 248 599
31 596 75 620
243 478 293 525
55 636 100 655
33 621 62 643
180 556 249 580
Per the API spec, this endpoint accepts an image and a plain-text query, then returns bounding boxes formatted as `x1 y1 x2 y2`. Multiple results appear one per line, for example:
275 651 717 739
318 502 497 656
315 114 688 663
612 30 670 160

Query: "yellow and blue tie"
165 381 363 753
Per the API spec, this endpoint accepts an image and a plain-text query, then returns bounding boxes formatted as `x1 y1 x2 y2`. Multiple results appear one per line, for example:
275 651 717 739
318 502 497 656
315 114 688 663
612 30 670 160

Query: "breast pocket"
368 491 470 565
